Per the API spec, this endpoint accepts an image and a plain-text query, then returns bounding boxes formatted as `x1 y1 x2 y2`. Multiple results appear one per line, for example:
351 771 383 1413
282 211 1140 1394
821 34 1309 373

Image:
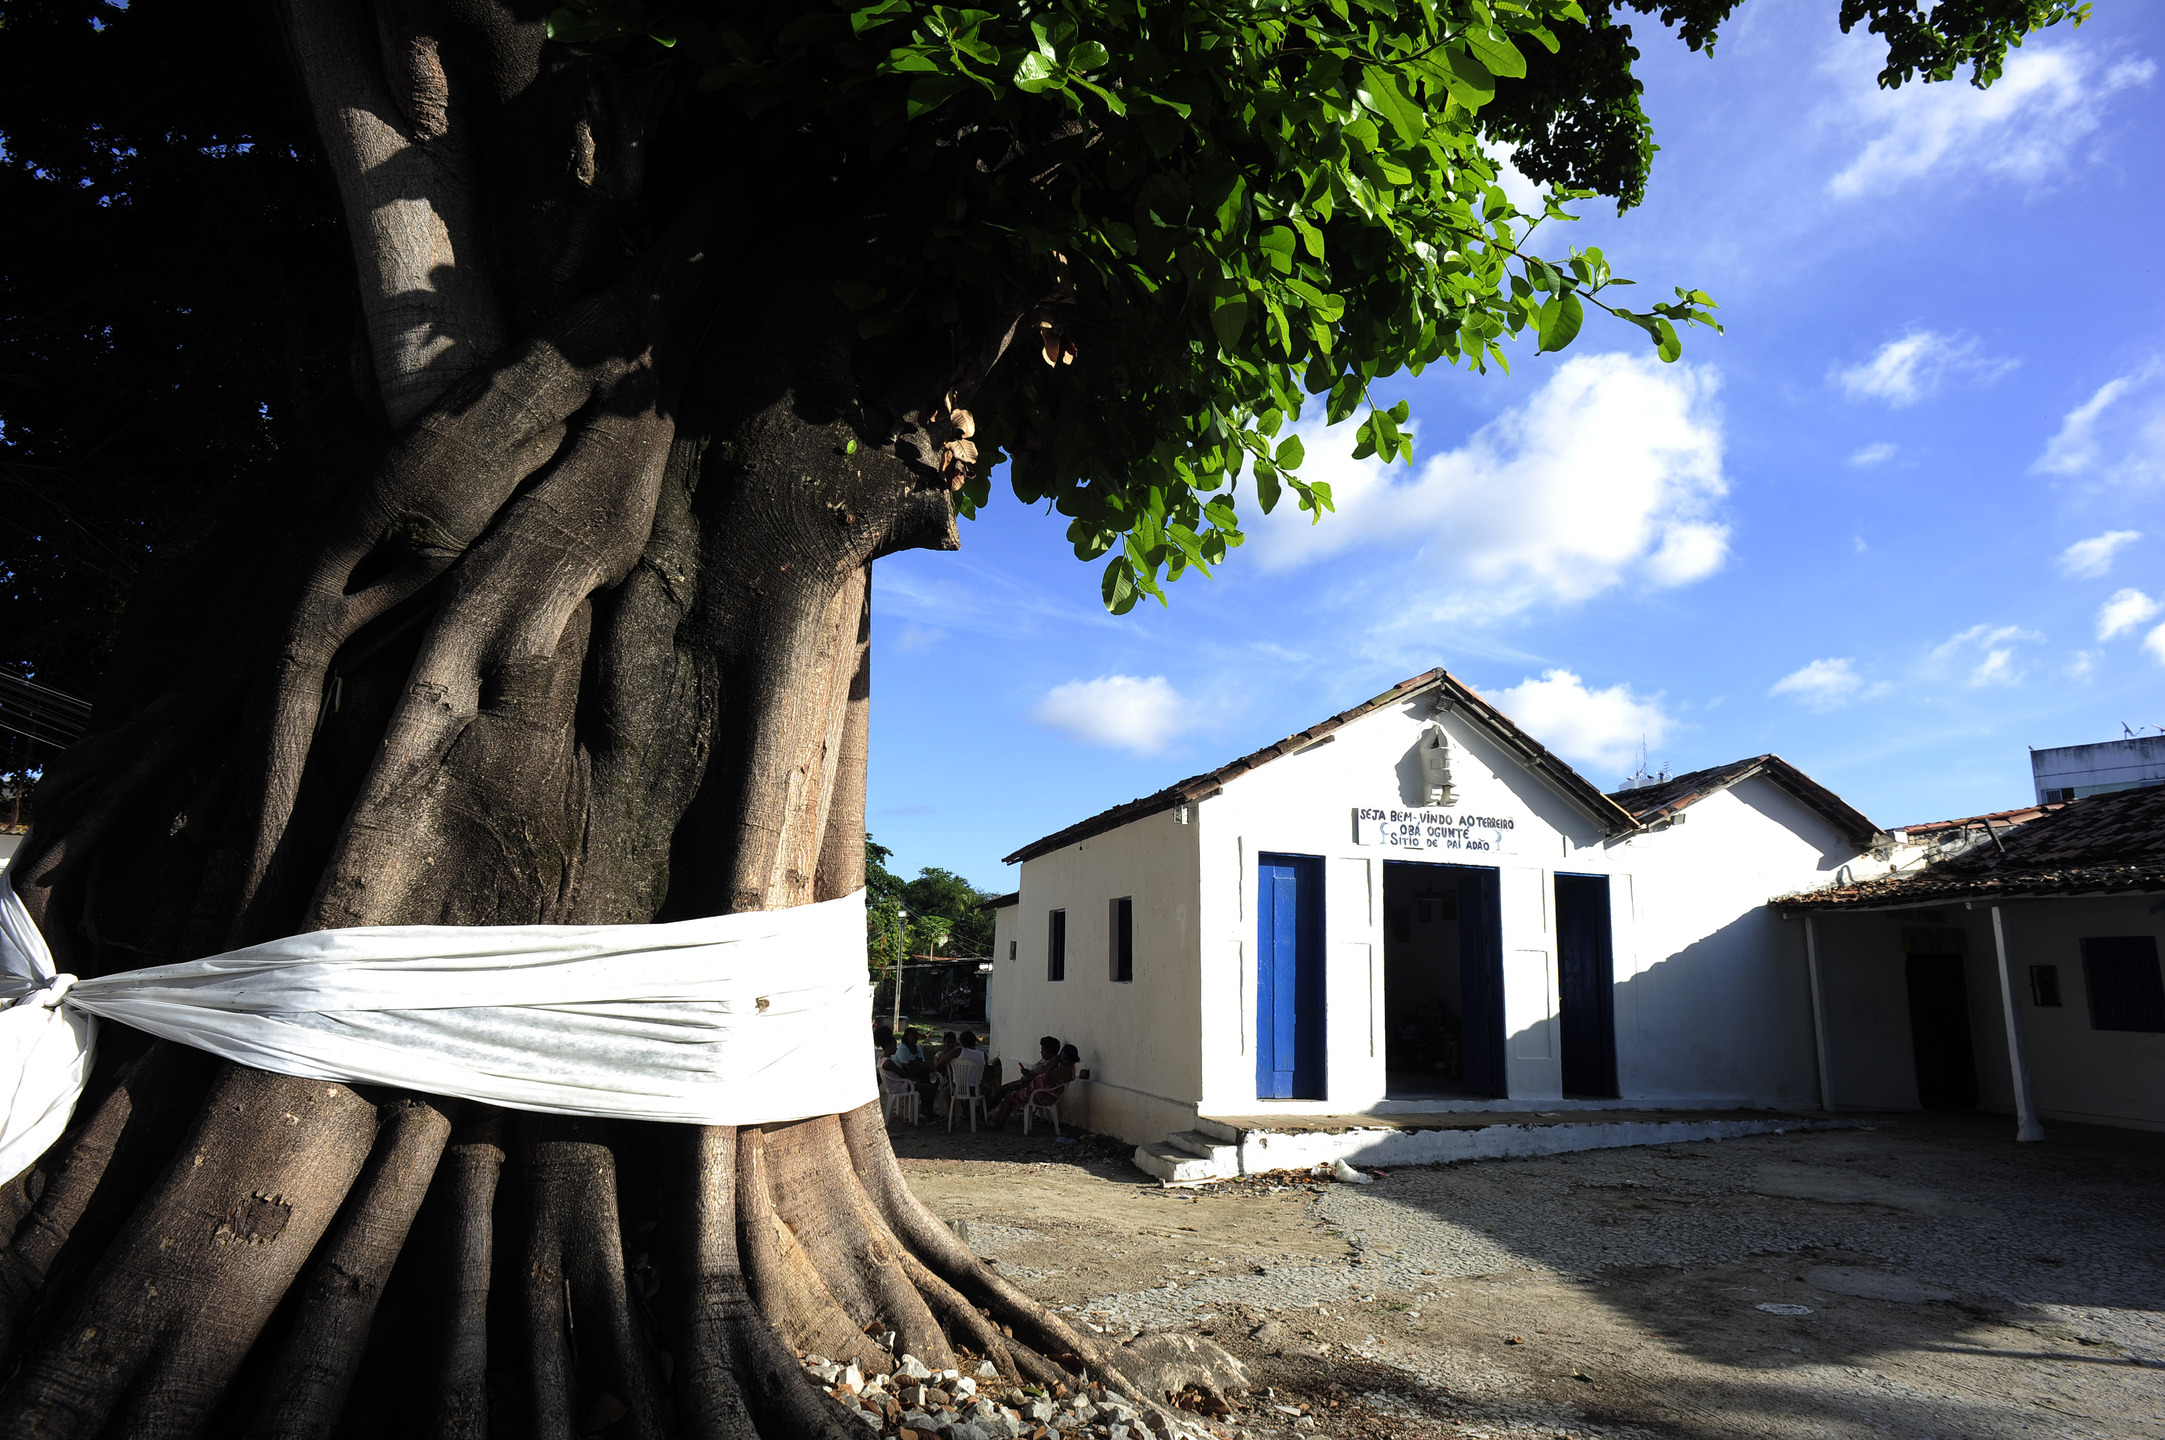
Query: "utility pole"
889 907 909 1036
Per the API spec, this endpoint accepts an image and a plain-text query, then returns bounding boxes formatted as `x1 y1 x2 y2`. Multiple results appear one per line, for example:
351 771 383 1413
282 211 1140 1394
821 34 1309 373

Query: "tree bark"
0 3 1130 1435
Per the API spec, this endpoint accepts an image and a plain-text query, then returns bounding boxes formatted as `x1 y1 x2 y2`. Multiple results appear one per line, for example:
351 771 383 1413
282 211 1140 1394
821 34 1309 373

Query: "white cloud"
1848 441 1897 467
1770 657 1875 711
2033 366 2165 484
1490 670 1673 775
2066 650 2098 682
1247 353 1728 620
1969 648 2020 687
1931 623 2043 689
2037 377 2138 475
2147 624 2165 668
2098 588 2161 641
1832 330 2014 408
1029 674 1191 755
2058 529 2142 578
1827 42 2155 200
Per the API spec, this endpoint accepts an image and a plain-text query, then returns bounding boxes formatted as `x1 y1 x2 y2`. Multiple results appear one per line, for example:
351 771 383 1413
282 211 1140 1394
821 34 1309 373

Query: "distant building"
2032 733 2165 805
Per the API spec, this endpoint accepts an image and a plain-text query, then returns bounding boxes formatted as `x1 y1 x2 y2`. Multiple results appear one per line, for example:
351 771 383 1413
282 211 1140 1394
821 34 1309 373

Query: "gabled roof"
1780 782 2165 910
1003 668 1640 865
1607 755 1885 848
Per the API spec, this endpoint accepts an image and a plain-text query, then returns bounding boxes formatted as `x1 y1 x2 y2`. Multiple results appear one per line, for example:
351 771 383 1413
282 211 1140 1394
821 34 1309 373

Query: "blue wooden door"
1257 854 1325 1099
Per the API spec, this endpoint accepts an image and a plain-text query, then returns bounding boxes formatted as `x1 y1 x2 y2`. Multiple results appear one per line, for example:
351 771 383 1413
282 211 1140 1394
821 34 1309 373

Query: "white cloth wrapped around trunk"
0 882 874 1187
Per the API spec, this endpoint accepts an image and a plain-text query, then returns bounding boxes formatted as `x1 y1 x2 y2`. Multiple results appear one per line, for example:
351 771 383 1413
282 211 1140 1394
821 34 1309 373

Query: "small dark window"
2082 937 2165 1032
1008 940 1017 962
2028 964 2062 1007
1047 910 1066 982
1111 897 1134 982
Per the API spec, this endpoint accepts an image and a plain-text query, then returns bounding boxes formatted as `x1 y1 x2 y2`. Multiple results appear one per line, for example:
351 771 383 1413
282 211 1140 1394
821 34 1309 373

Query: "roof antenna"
2127 722 2137 739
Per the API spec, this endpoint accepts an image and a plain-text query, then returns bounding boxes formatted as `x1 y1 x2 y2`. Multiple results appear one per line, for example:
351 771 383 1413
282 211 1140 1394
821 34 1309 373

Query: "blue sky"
868 0 2165 893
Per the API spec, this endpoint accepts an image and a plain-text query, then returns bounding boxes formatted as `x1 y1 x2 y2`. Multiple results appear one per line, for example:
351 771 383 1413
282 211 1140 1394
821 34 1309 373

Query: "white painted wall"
999 690 1889 1145
1605 777 1863 1108
1188 696 1610 1122
1812 896 2165 1131
988 808 1204 1142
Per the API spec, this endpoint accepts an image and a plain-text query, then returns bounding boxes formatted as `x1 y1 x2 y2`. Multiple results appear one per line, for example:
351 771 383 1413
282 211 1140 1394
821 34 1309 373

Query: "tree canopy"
550 0 2081 611
867 834 1000 972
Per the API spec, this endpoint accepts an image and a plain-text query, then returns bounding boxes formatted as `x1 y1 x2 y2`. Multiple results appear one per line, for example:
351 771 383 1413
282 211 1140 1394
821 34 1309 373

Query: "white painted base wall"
1235 1115 1859 1173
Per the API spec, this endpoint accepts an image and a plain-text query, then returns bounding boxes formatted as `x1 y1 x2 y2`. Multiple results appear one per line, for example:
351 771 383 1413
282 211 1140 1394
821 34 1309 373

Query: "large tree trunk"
0 5 1128 1434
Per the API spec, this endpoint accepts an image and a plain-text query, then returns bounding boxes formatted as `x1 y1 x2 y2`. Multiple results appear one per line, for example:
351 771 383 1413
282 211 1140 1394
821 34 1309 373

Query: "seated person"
874 1032 914 1089
890 1027 931 1078
946 1031 990 1098
988 1043 1078 1129
930 1031 963 1076
990 1035 1060 1105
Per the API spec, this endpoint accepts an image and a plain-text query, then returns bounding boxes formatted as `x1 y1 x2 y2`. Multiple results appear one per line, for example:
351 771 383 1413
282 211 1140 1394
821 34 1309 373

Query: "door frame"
1256 852 1327 1100
1555 871 1619 1099
1380 859 1506 1099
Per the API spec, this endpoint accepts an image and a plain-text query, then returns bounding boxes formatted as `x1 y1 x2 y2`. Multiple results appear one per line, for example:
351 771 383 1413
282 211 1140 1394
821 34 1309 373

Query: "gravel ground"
897 1111 2165 1440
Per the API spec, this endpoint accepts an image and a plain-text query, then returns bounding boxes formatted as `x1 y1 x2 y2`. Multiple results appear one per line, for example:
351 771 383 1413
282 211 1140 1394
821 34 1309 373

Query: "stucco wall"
987 808 1204 1141
1603 778 1857 1108
1811 896 2165 1131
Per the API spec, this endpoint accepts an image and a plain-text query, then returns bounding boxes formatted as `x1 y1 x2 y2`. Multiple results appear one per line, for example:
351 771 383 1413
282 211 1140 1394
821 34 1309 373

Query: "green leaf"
1254 460 1283 515
1013 50 1060 92
1440 44 1498 109
1461 26 1528 80
1074 76 1127 116
1101 556 1139 615
1211 294 1249 348
1358 65 1426 148
1274 434 1305 470
1536 291 1584 352
1070 40 1109 71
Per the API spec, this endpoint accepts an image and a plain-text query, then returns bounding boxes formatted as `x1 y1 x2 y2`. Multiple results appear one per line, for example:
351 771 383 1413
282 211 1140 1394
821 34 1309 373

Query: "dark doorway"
1555 874 1619 1098
1904 954 1979 1110
1382 862 1505 1098
1256 854 1326 1099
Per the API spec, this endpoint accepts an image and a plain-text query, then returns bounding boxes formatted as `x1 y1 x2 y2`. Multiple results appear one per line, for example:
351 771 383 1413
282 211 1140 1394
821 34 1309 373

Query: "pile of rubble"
797 1350 1207 1440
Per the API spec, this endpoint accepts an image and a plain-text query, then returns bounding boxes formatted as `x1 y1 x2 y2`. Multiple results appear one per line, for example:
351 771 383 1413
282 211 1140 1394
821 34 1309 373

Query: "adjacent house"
986 668 1897 1166
1779 782 2165 1137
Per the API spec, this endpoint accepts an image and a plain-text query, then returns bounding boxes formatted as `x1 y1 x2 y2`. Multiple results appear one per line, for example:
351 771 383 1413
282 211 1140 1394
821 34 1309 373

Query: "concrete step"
1165 1131 1240 1170
1132 1141 1230 1185
1191 1116 1242 1145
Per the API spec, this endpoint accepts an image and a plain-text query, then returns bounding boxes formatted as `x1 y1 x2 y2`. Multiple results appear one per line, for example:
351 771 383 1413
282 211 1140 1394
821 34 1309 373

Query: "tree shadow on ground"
1310 1111 2165 1436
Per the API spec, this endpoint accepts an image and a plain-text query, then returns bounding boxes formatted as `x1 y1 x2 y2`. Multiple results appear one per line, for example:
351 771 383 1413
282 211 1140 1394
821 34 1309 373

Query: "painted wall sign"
1353 805 1518 854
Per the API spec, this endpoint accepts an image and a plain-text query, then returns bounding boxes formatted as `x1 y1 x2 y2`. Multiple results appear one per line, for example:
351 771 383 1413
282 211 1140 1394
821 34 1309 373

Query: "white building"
987 668 1895 1172
1783 781 2165 1137
2031 733 2165 805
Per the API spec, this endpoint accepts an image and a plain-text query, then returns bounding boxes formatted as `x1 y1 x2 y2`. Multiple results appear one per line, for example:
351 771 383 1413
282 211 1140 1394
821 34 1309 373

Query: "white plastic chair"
881 1069 920 1125
946 1052 989 1132
1022 1085 1063 1136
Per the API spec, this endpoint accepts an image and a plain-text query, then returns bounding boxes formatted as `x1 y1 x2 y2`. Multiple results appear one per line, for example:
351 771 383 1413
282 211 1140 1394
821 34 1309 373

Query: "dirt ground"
889 1112 2165 1439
